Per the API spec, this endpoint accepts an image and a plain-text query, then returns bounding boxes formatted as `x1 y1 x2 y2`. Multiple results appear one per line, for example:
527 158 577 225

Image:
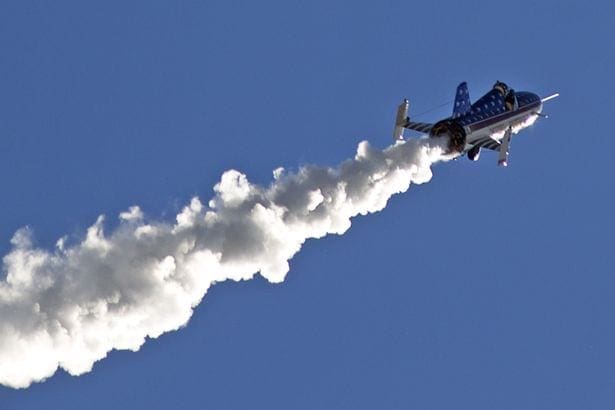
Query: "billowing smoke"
0 137 450 389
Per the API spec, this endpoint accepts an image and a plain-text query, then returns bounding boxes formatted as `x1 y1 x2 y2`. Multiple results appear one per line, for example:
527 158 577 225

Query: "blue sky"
1 0 614 408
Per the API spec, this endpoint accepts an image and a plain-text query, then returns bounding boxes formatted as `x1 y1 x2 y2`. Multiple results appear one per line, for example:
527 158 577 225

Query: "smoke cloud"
0 138 450 389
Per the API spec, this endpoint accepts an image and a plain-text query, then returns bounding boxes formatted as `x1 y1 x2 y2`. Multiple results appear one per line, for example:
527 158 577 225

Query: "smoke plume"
0 138 450 388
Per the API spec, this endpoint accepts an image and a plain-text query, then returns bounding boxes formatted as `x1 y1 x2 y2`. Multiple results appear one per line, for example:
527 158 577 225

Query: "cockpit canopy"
455 81 541 127
493 81 509 96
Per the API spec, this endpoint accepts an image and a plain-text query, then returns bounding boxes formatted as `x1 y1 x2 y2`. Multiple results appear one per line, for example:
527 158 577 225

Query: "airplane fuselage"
458 91 542 152
393 81 557 166
427 87 543 154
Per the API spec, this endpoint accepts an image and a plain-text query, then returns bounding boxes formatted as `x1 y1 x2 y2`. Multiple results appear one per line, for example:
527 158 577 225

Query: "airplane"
392 81 559 166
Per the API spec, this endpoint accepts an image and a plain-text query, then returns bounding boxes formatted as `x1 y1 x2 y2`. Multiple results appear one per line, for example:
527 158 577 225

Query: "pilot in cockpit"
493 81 509 96
494 81 517 111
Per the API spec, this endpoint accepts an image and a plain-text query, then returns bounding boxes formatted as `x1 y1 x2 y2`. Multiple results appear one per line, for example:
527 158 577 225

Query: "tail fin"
452 82 471 118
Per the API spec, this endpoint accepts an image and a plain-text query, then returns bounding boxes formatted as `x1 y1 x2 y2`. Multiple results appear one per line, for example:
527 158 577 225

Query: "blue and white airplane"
393 81 559 166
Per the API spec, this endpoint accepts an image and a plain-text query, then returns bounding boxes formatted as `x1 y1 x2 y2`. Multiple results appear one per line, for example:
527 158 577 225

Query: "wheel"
468 146 481 161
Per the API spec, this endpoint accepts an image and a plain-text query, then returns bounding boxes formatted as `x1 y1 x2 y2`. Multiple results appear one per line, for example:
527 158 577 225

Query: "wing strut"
498 127 512 167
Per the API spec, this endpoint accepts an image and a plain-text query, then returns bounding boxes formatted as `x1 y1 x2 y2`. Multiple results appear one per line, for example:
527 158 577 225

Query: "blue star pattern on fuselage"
457 90 541 128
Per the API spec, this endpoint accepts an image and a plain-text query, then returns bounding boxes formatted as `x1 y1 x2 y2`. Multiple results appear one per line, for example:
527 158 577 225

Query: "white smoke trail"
491 114 539 140
0 137 450 389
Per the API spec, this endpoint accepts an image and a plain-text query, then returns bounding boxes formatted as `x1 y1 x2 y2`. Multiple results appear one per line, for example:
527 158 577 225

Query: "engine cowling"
429 119 466 153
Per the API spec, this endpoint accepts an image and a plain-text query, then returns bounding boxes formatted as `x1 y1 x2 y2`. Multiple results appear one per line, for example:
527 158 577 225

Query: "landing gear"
468 145 481 161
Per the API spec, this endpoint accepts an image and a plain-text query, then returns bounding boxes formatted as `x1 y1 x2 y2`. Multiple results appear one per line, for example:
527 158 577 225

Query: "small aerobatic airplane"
393 81 559 166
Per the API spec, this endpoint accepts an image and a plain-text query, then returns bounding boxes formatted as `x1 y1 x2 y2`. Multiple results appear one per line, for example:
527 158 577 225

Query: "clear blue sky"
1 1 614 408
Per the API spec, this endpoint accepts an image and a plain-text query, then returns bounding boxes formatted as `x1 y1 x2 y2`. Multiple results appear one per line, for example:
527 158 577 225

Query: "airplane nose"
515 91 541 108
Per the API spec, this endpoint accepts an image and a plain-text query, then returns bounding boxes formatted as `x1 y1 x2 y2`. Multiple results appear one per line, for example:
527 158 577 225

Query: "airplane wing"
498 127 512 167
469 127 512 166
470 136 501 151
393 99 410 141
393 99 434 140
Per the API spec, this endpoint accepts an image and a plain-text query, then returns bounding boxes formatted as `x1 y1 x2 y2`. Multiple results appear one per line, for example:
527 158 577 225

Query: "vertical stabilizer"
452 82 471 118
